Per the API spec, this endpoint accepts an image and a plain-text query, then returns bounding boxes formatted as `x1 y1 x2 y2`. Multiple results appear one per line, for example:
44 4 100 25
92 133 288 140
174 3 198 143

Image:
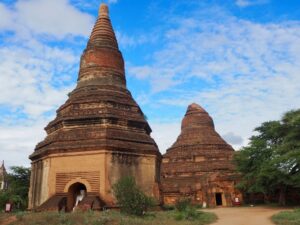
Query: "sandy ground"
203 206 290 225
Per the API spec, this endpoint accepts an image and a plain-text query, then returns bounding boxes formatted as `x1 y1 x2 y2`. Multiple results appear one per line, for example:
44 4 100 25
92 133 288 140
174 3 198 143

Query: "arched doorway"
67 182 87 212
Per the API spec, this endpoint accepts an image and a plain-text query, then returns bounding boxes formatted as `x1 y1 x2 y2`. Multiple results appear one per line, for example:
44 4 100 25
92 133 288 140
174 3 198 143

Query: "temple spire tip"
99 3 109 18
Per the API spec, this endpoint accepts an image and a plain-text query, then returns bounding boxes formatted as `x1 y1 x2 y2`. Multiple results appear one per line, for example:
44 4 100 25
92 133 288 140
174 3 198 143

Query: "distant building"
161 104 242 207
0 161 8 190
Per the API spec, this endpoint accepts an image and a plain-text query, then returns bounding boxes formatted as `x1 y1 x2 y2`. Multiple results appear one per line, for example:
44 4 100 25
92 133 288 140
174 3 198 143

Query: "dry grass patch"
5 210 216 225
272 208 300 225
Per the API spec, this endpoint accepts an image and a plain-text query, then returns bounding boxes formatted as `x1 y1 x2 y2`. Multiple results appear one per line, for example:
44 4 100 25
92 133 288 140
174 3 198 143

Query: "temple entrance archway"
67 182 87 212
215 193 223 206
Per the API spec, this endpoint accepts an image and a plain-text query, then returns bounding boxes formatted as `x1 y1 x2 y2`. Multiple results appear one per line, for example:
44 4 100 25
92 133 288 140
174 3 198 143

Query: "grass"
0 212 9 223
272 208 300 225
0 209 217 225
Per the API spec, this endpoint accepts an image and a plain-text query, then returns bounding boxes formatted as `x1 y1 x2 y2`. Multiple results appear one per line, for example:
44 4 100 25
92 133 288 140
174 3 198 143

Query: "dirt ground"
204 206 290 225
0 215 16 225
0 207 290 225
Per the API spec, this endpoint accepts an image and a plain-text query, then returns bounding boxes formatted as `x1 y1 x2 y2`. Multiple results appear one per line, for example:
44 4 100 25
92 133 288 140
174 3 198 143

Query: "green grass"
1 210 217 225
272 208 300 225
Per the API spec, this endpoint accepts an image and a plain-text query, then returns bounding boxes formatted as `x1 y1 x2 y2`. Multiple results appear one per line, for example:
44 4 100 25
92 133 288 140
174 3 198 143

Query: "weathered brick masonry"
161 103 241 207
28 4 161 211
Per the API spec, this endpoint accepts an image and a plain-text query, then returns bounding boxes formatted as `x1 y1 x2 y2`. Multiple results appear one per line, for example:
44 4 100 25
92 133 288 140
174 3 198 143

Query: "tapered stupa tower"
29 4 161 211
161 103 241 207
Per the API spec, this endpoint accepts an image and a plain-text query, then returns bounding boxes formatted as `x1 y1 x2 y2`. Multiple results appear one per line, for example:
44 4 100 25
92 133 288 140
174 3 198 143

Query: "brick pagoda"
28 4 161 211
161 103 241 207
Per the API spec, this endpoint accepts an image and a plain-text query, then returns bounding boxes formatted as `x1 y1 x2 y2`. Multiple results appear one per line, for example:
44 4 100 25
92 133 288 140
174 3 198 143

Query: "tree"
112 176 155 216
234 109 300 206
0 166 31 210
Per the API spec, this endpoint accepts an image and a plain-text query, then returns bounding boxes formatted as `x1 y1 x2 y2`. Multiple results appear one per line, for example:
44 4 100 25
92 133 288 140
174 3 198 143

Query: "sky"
0 0 300 169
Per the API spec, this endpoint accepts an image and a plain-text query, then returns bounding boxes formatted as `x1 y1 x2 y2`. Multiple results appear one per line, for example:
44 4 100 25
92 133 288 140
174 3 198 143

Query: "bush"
0 166 30 210
0 191 9 209
162 204 175 211
112 176 155 216
175 198 191 212
272 208 300 225
173 198 209 221
174 206 201 221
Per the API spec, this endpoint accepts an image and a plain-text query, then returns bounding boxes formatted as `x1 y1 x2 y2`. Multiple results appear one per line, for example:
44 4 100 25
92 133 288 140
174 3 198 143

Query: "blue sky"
0 0 300 168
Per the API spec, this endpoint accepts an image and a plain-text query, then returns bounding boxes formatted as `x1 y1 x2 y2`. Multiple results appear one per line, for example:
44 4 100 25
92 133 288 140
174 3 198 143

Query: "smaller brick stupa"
161 103 241 207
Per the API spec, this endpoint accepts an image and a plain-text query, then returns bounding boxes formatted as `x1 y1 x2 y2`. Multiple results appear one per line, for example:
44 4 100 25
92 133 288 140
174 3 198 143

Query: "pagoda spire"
181 103 215 130
76 3 125 88
87 3 119 50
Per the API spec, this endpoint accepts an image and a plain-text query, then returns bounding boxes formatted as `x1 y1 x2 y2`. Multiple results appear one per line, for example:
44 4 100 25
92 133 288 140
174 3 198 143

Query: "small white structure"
73 189 86 211
0 161 8 190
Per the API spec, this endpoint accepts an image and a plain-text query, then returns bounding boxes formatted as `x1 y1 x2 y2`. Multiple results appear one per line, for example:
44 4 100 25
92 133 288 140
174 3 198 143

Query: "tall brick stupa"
161 103 241 207
29 3 161 211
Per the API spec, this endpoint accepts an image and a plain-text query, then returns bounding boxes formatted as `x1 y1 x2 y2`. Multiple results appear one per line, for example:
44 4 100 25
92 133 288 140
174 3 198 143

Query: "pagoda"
0 161 8 190
28 3 161 211
161 103 241 207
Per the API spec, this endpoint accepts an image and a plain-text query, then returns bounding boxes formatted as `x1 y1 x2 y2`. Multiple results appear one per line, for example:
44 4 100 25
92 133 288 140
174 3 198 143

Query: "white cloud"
108 0 118 4
235 0 269 7
1 1 300 169
0 117 49 168
0 3 13 30
223 132 243 145
0 1 88 168
151 122 181 154
0 0 94 39
0 44 76 117
116 31 158 49
0 41 76 169
130 8 300 151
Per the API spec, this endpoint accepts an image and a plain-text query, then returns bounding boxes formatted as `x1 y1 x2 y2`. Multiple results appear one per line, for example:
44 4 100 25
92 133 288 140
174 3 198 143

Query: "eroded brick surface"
28 4 161 211
161 103 241 207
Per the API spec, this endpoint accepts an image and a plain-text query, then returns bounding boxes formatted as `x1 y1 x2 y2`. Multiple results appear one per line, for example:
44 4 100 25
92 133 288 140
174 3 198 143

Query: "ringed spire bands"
78 3 124 89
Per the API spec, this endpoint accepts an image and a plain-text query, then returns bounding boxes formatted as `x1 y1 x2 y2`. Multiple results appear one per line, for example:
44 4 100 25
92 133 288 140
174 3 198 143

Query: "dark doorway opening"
67 182 87 212
215 193 223 206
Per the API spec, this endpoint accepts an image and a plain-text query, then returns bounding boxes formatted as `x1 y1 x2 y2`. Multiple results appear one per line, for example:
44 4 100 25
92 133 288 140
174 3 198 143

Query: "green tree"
112 176 155 216
234 109 300 206
0 166 31 210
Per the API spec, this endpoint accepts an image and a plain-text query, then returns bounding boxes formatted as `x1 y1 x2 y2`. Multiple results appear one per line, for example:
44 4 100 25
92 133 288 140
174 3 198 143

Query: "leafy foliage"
174 206 200 221
173 199 215 222
234 109 300 205
175 198 191 212
112 176 155 216
0 166 30 210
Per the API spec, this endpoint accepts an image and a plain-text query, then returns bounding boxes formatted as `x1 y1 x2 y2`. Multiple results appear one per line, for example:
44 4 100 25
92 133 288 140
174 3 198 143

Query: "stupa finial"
99 3 109 18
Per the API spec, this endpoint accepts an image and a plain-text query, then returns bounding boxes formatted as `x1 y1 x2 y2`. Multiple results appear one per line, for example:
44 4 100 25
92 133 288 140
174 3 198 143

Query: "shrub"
175 198 191 212
112 176 155 216
0 191 9 209
174 206 200 221
162 204 175 211
173 198 208 221
272 208 300 225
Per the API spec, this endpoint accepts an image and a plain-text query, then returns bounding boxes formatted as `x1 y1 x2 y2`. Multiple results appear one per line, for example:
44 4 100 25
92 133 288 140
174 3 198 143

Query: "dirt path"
204 206 290 225
0 215 16 225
